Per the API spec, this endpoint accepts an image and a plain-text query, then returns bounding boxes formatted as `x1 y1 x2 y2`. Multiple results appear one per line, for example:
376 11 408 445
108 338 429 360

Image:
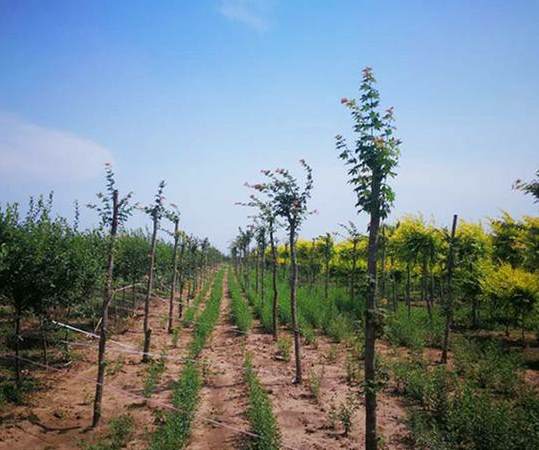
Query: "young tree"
177 231 188 318
338 222 365 307
336 67 401 450
255 224 267 304
141 181 166 362
253 160 314 384
88 164 134 427
453 221 491 327
317 233 335 301
165 204 180 333
441 214 458 364
238 192 281 339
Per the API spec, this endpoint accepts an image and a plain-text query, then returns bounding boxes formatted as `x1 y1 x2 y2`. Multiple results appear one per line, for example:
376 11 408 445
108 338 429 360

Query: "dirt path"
246 320 410 449
187 270 250 450
0 279 213 450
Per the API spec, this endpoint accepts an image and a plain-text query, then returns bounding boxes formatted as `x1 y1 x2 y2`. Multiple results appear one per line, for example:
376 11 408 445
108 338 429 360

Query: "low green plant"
105 356 125 376
391 351 539 450
276 336 291 361
171 327 180 347
345 353 361 385
453 338 522 394
189 269 224 357
301 324 317 346
150 362 202 450
307 366 325 403
82 414 134 450
338 393 359 437
229 270 253 333
326 343 338 363
143 351 167 398
244 353 281 450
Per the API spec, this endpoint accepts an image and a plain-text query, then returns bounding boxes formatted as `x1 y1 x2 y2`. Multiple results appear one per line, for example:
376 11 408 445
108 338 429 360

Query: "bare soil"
245 320 410 449
187 272 250 450
0 285 208 450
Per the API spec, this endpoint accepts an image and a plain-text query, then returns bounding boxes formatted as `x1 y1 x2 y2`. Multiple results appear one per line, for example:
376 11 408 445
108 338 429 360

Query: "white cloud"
218 0 272 31
0 113 113 182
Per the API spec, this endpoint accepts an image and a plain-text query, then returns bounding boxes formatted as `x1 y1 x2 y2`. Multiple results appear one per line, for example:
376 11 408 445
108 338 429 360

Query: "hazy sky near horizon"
1 0 538 251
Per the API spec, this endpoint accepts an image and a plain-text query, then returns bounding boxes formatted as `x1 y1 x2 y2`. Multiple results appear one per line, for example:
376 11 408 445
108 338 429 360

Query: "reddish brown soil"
0 284 209 450
245 324 410 449
187 272 250 450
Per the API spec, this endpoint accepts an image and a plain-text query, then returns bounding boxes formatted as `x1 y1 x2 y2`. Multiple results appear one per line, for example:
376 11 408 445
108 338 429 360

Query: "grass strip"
243 352 281 450
228 270 253 333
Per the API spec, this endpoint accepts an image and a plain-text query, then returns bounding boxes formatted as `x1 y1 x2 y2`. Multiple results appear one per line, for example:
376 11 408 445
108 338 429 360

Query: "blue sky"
1 0 538 250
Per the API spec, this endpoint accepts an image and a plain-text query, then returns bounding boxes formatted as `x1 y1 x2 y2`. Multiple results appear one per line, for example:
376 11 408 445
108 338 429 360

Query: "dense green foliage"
392 339 539 450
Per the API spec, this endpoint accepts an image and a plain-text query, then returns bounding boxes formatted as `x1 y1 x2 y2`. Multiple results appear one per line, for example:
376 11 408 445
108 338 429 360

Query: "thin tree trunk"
168 219 180 333
92 189 119 427
423 256 432 320
255 249 259 296
406 263 411 317
351 241 357 305
380 225 386 302
441 214 458 364
270 229 279 341
40 316 48 365
142 213 158 363
289 226 302 384
261 246 265 304
14 306 21 390
364 179 381 450
324 255 330 302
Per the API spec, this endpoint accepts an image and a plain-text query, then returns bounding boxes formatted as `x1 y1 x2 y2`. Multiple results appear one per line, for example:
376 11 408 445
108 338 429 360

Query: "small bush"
171 327 180 347
345 353 362 385
326 344 338 363
83 414 134 450
307 366 325 403
143 352 167 398
276 336 291 361
338 393 359 436
453 338 522 394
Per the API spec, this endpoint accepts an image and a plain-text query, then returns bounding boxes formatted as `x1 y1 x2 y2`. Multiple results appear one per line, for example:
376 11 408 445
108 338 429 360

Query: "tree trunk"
324 255 330 302
270 228 279 341
423 256 432 320
142 212 158 363
14 306 22 390
441 214 458 364
255 249 259 295
289 226 302 384
351 241 357 305
261 246 265 304
40 316 48 365
364 180 381 450
380 225 386 303
406 263 411 317
168 219 179 334
92 189 119 427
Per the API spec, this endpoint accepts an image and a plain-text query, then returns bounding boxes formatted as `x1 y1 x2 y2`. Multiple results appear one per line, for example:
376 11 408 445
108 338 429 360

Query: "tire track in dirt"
187 270 250 450
0 276 215 450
